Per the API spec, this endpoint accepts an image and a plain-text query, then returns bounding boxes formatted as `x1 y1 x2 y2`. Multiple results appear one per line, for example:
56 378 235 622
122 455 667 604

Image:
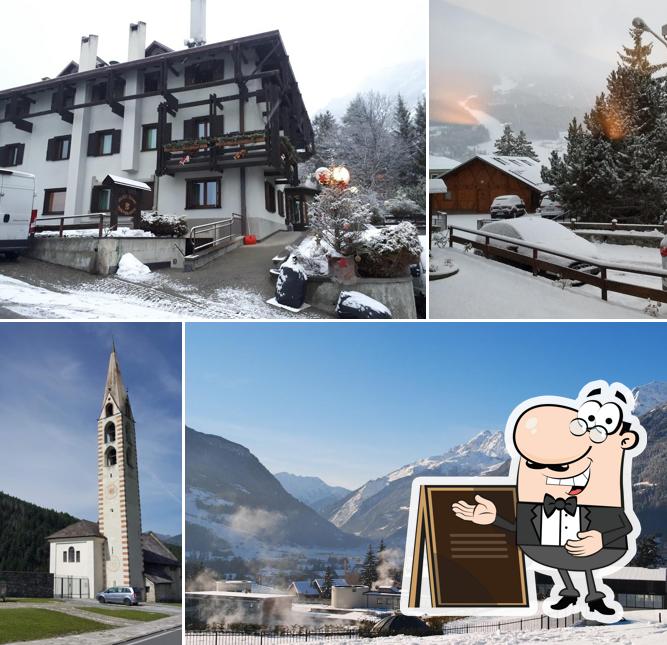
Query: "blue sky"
186 322 667 490
0 323 182 537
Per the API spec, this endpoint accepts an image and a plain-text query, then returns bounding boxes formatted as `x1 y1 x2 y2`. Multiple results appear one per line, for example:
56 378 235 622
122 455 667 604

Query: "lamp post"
632 17 667 50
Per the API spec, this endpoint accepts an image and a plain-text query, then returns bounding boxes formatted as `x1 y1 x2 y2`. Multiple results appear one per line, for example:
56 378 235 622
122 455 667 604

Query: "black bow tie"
543 494 577 518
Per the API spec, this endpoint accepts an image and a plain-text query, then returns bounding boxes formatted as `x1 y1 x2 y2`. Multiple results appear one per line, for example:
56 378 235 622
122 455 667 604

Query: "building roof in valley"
144 564 175 585
313 578 348 591
47 520 103 540
142 531 179 566
187 591 292 599
289 581 319 595
429 178 447 194
445 155 552 193
429 155 460 172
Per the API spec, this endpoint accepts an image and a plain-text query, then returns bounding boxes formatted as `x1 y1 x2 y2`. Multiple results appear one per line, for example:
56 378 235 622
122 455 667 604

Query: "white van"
0 168 37 258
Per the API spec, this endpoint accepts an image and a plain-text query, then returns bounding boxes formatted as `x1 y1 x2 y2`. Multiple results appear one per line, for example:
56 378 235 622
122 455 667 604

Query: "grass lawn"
80 607 169 622
0 607 110 644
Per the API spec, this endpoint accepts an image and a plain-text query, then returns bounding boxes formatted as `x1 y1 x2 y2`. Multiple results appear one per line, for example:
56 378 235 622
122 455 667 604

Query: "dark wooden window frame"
185 60 224 86
90 186 112 213
47 135 71 161
143 70 161 92
43 188 67 216
264 182 276 213
277 190 285 217
185 176 221 210
141 123 159 151
2 143 25 167
88 129 121 157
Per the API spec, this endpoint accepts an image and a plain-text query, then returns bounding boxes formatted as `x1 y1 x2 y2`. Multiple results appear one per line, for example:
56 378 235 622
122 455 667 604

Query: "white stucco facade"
0 20 313 242
49 536 105 599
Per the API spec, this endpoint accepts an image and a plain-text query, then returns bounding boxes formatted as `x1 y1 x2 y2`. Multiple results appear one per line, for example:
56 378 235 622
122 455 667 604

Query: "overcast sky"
0 324 182 537
186 323 665 491
0 0 426 115
431 0 667 125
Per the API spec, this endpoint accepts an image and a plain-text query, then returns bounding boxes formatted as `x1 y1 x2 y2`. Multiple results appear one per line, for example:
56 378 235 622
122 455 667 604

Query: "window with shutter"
111 130 121 154
142 124 158 151
278 191 285 217
211 114 225 137
265 182 276 213
2 143 24 167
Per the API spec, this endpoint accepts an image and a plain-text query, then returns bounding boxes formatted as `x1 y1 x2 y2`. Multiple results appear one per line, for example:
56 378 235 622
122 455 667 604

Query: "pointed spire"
103 344 132 417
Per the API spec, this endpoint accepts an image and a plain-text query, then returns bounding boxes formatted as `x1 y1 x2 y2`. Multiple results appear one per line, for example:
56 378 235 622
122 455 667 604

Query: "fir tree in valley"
513 130 539 160
322 565 334 599
630 534 665 568
360 544 379 589
494 124 516 156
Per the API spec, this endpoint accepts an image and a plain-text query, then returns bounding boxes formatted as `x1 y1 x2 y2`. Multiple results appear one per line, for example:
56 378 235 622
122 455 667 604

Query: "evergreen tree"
619 26 667 75
378 538 386 554
311 111 340 168
360 544 379 589
392 94 416 185
494 124 517 155
630 535 664 568
322 565 334 599
514 130 539 160
414 97 427 179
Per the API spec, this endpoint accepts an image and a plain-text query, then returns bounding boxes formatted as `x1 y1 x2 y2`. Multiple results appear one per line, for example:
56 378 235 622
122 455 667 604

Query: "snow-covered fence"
186 630 360 645
442 612 581 636
449 224 667 304
566 220 667 234
33 213 135 238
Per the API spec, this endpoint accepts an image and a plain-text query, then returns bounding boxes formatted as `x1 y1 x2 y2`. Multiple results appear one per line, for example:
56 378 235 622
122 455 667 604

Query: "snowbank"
116 253 151 281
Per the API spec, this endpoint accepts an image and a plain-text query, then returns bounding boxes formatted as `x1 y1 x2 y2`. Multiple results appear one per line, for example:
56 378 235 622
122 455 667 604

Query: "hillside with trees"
0 491 78 572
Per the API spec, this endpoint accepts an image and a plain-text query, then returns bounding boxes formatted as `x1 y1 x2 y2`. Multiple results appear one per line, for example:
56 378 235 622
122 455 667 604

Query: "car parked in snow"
0 169 37 259
537 194 565 220
490 195 526 219
477 216 601 282
96 586 139 606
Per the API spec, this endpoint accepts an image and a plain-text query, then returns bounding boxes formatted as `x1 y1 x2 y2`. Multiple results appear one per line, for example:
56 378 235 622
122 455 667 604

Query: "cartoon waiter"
451 380 646 621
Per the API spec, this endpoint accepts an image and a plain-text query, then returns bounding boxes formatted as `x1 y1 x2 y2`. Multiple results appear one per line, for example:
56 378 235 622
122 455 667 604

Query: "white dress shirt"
541 506 581 546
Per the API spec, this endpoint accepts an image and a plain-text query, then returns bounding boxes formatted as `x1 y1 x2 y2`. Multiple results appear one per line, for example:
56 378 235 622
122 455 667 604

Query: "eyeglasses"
569 418 608 443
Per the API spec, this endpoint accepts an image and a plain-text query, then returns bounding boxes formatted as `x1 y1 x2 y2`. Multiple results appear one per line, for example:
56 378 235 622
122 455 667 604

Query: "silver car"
96 586 139 605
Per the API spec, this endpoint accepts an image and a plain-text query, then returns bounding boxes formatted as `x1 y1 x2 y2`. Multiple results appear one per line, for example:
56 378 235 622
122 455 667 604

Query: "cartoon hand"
452 495 497 525
565 530 604 557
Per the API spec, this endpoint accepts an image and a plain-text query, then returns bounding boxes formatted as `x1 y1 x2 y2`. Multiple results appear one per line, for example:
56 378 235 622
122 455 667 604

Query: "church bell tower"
97 344 144 597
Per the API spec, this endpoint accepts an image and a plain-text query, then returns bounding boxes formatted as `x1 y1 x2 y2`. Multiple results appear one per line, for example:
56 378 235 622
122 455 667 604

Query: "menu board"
406 485 528 609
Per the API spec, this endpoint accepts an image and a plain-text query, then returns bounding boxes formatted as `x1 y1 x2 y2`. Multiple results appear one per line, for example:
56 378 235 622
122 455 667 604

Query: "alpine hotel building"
0 0 314 239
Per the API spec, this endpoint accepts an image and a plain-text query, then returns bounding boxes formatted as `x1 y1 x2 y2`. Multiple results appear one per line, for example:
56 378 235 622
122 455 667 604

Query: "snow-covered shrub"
336 291 392 319
384 196 424 222
291 237 330 277
355 222 422 278
309 187 372 254
139 212 188 238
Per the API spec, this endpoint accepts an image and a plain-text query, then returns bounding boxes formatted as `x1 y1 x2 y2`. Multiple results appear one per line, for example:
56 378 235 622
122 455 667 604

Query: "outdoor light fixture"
314 165 350 188
632 16 667 49
331 166 351 186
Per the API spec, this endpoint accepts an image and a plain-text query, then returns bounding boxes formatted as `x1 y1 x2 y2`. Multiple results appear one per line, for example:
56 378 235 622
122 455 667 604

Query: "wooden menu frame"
407 485 528 609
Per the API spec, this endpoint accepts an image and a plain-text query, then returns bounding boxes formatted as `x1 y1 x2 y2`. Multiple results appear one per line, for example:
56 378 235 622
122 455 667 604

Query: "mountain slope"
327 431 507 544
185 427 363 557
274 472 350 515
633 382 667 417
0 491 78 571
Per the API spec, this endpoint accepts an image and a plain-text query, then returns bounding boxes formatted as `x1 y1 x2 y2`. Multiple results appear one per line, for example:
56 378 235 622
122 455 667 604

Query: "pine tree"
322 566 334 598
311 111 339 168
630 535 665 568
494 124 517 155
514 131 539 160
414 97 427 179
378 538 386 554
392 94 416 186
619 26 667 75
360 544 379 589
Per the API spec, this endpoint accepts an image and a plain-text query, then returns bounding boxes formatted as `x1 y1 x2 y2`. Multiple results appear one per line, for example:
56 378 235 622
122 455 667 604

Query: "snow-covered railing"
566 220 667 234
188 214 244 255
33 213 135 238
442 611 581 635
449 224 667 304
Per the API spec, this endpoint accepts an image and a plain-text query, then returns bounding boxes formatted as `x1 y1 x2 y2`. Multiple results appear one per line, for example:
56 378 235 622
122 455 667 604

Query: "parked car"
477 216 600 281
0 168 37 259
96 586 139 605
490 195 526 219
537 194 565 220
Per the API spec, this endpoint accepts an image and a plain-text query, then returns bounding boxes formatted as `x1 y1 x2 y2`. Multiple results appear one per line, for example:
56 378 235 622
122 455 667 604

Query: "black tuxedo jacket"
494 502 632 550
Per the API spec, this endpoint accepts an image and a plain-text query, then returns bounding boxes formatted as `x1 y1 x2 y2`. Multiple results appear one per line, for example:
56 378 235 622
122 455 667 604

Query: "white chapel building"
47 346 180 602
0 0 315 239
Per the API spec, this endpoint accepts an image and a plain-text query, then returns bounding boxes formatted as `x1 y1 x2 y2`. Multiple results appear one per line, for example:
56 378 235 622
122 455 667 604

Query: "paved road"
117 627 182 644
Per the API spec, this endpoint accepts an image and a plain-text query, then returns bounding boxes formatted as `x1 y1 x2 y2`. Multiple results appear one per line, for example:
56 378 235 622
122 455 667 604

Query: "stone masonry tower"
97 345 144 597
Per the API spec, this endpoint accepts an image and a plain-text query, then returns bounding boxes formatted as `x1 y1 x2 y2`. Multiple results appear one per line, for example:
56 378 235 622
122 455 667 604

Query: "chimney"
79 34 99 72
127 21 147 61
189 0 207 47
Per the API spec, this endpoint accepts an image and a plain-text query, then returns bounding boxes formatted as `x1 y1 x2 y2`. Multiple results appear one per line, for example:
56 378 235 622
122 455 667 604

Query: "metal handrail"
33 213 136 238
189 214 243 254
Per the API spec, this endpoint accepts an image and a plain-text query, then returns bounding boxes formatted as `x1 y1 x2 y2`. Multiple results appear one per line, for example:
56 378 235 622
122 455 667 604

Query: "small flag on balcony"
179 155 191 166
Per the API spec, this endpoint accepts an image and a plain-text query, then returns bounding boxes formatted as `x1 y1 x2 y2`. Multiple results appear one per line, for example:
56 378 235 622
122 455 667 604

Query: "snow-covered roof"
313 578 348 591
289 581 319 595
186 591 292 599
429 155 460 172
103 174 152 191
429 178 447 194
476 155 552 192
603 566 667 582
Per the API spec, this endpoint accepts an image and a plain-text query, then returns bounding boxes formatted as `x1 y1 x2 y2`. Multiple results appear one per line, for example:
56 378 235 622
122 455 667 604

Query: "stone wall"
0 571 54 598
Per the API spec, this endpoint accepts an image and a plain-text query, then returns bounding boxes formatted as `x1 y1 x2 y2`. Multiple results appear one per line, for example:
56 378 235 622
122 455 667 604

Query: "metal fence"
33 213 137 238
185 630 360 645
53 576 89 599
442 612 581 635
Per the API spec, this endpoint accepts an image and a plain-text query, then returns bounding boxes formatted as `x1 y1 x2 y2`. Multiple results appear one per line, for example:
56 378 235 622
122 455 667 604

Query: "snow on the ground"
430 248 655 319
186 620 667 645
116 253 151 281
35 227 154 238
339 291 392 317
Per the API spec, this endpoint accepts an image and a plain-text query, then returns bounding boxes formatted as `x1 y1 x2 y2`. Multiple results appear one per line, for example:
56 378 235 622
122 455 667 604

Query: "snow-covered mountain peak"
632 382 667 417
